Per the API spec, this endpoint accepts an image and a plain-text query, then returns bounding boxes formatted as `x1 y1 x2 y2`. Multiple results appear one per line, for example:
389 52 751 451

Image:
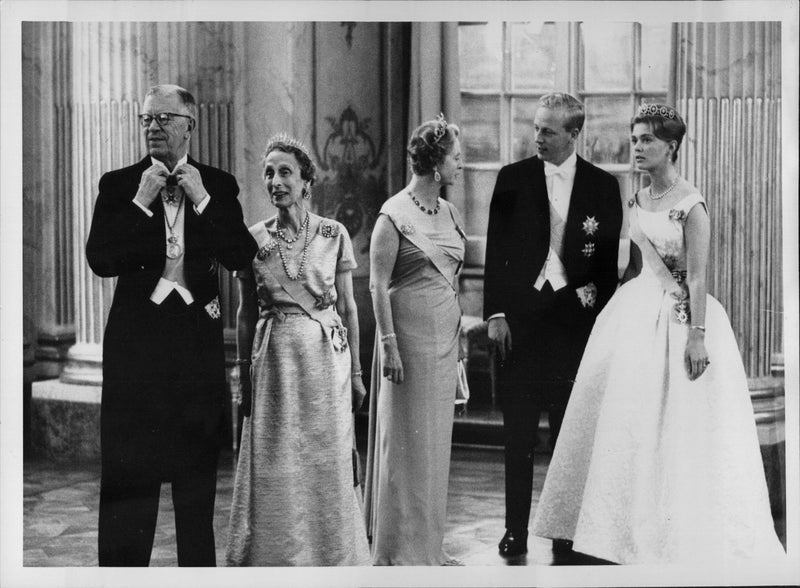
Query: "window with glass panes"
458 21 670 263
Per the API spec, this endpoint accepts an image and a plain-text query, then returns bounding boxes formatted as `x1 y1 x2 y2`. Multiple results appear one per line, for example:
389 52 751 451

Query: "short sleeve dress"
225 212 370 566
532 194 785 563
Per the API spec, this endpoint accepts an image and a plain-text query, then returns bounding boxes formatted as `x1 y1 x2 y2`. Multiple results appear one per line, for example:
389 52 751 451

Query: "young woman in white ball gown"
531 104 785 564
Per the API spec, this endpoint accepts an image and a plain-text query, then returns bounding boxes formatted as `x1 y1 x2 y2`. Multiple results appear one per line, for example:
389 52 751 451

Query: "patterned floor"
23 445 602 567
22 441 786 569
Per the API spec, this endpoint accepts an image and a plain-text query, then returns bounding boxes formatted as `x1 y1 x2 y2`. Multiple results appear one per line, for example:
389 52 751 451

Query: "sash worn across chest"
251 222 346 341
384 205 464 292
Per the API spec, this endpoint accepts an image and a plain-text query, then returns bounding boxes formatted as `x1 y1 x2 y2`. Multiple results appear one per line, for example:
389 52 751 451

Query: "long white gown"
531 193 785 564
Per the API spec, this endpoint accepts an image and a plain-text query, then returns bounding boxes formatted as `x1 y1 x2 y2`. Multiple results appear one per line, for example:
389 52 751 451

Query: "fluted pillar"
670 21 782 378
22 23 75 379
61 23 149 384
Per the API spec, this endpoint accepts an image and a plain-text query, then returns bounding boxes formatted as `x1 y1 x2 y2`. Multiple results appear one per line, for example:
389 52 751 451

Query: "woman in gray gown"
225 134 370 566
364 115 466 565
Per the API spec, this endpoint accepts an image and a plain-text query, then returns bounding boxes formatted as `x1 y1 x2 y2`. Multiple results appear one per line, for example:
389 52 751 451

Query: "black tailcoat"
86 156 258 478
484 154 622 391
484 154 622 532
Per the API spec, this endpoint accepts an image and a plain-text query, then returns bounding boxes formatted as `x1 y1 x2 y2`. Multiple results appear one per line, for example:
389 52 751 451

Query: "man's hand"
174 163 209 207
134 164 170 208
487 316 512 362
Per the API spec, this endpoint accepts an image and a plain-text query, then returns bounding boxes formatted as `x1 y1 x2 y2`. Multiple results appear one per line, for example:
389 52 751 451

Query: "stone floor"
24 444 611 568
24 403 788 571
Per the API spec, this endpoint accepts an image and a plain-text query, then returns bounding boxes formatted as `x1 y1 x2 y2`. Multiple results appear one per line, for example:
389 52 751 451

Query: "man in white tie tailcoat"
483 93 623 558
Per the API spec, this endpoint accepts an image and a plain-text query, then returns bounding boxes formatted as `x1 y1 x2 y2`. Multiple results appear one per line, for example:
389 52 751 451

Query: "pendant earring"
434 169 441 183
302 187 312 200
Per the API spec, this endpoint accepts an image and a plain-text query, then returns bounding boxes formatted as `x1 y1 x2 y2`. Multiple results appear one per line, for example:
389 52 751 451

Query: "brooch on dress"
581 242 596 258
577 282 598 308
668 209 687 222
331 324 349 353
582 216 600 236
315 289 336 310
204 296 221 320
320 221 340 238
399 223 415 236
256 239 278 260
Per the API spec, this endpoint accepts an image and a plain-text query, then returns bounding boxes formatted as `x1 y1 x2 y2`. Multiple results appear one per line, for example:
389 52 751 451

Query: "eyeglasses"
137 112 194 128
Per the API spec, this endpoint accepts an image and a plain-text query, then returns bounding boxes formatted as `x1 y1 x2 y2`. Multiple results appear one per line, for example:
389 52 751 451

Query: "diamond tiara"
266 132 311 157
637 104 677 120
432 112 448 143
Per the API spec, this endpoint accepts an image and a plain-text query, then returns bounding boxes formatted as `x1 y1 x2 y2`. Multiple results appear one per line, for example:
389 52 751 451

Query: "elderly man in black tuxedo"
86 84 257 566
484 92 623 558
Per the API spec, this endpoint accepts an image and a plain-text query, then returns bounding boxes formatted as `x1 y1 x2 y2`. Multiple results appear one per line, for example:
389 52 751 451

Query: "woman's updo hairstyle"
631 104 686 163
263 133 317 187
407 113 460 176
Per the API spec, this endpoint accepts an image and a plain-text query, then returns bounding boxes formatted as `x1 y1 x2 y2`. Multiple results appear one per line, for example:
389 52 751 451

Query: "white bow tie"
544 164 570 178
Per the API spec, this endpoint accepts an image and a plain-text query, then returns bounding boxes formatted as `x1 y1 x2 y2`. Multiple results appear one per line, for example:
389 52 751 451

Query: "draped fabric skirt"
225 309 370 566
532 276 786 564
364 286 461 565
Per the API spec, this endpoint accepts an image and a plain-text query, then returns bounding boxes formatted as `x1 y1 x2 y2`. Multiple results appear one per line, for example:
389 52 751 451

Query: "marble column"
22 23 76 379
59 23 148 384
670 21 782 378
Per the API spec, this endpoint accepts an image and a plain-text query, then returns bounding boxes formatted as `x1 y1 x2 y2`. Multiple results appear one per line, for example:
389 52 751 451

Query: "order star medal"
166 235 182 259
582 216 599 236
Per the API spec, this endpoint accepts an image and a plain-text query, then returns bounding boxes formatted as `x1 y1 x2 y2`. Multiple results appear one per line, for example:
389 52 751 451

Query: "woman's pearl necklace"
276 212 310 280
648 175 680 200
409 190 440 215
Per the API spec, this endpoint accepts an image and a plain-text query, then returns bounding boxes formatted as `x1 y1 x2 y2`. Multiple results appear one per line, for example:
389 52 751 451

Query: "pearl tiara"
637 103 677 120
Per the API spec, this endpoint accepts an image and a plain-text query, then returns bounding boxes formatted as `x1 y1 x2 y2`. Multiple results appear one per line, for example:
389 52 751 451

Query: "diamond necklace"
276 212 310 250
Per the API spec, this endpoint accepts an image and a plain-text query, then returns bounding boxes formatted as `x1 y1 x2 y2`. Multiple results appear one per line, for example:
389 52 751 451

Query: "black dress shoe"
498 529 528 557
552 538 574 554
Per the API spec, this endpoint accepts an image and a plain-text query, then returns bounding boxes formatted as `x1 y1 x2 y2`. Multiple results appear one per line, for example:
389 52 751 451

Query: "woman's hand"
351 373 368 412
685 329 710 381
237 367 253 417
381 339 404 384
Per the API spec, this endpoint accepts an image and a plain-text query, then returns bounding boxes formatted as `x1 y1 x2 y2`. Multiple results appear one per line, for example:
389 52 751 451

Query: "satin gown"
225 214 370 566
532 193 785 564
364 194 466 565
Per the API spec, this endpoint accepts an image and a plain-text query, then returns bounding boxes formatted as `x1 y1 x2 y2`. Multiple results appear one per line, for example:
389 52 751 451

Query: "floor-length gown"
225 214 370 566
531 193 785 564
364 194 465 565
